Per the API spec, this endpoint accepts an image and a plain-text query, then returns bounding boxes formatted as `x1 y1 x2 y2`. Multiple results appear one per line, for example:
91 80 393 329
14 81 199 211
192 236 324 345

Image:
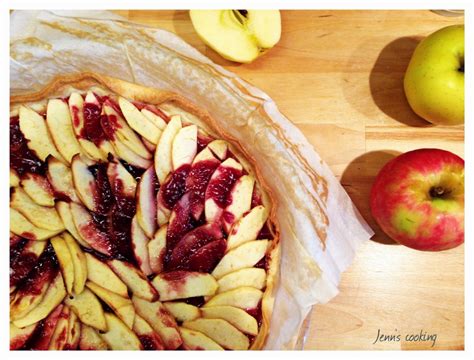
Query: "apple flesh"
370 148 464 251
404 25 464 125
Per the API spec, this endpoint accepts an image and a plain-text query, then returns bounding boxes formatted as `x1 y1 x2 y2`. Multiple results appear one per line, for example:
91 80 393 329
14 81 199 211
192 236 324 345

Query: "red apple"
370 148 464 251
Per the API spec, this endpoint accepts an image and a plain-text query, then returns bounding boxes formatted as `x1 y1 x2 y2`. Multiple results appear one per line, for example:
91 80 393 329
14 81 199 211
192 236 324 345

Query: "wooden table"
114 10 465 350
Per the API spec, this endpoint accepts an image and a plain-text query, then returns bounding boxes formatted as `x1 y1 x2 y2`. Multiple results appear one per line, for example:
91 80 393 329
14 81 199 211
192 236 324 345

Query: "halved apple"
99 313 143 350
48 305 71 350
30 304 64 350
10 208 62 241
20 173 55 207
10 169 20 188
65 287 107 332
163 302 200 322
201 305 258 335
133 314 165 350
155 115 182 184
148 225 167 274
107 259 158 301
132 295 182 350
46 98 83 163
47 156 80 203
152 271 218 301
203 287 263 310
131 215 152 276
119 97 162 144
212 240 269 279
217 267 266 293
84 253 128 298
141 108 167 130
50 235 75 295
107 159 137 198
19 105 65 162
55 202 90 248
190 10 281 64
207 139 228 160
136 166 157 238
227 205 269 249
10 187 64 231
172 125 198 170
63 232 88 294
223 175 255 232
10 322 38 350
182 318 249 350
179 327 224 350
79 324 109 350
71 154 100 212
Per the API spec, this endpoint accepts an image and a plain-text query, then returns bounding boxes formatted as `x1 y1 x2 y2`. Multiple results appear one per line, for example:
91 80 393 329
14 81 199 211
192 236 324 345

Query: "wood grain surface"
114 10 465 350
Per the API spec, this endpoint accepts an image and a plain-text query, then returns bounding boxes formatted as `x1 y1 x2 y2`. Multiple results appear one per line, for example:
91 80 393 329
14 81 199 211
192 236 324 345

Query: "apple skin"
404 25 464 125
370 149 464 251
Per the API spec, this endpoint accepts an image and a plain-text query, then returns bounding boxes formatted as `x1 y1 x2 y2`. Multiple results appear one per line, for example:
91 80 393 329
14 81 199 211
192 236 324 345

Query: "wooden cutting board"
114 10 465 350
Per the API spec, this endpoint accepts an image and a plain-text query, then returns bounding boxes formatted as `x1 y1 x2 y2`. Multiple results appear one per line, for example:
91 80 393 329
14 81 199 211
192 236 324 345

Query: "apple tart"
10 73 279 351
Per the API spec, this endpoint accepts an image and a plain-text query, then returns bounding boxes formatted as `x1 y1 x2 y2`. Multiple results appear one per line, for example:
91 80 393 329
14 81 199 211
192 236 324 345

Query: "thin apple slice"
223 175 255 232
10 187 64 231
227 205 269 249
71 154 100 212
136 166 158 238
217 267 266 293
179 327 224 350
10 169 20 187
65 310 81 350
19 105 65 162
172 125 198 170
87 281 135 329
207 139 228 160
50 235 75 295
142 136 157 152
203 287 263 310
163 302 200 322
201 306 258 335
63 232 88 294
10 279 50 321
99 313 143 350
132 295 182 350
13 272 67 328
212 240 269 279
148 225 167 274
65 287 107 331
10 322 38 350
46 98 83 163
182 318 249 350
10 208 62 241
112 138 152 168
155 115 182 184
30 304 64 350
133 314 165 350
141 108 167 130
152 271 218 301
107 159 137 198
84 253 128 298
131 215 152 276
79 324 109 350
119 97 162 144
48 305 71 350
20 174 55 207
70 202 114 256
55 202 90 248
108 259 158 301
46 156 80 203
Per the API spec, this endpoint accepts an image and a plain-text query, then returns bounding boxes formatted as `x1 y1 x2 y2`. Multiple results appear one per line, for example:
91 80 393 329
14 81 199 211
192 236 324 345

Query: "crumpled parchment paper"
10 10 374 350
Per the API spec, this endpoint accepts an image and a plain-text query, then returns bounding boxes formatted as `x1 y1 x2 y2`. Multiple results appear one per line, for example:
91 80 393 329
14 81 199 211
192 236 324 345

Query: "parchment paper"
10 10 374 350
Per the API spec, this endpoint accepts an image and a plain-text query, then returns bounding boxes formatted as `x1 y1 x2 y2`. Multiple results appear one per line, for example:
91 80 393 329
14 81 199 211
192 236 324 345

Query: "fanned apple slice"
71 154 100 212
19 105 65 162
112 138 152 168
65 287 107 331
172 125 198 170
46 98 83 163
227 205 269 249
136 166 157 238
217 267 266 293
155 115 182 184
87 281 136 329
201 306 258 336
63 232 88 294
212 240 269 279
133 315 165 350
56 202 90 248
152 271 218 301
148 225 167 274
163 302 200 323
30 304 64 350
107 259 158 301
207 139 228 160
10 169 20 188
48 305 71 350
46 156 80 203
10 278 50 321
50 236 75 295
132 295 182 350
142 137 157 152
13 272 66 328
107 159 137 198
179 327 224 350
182 318 249 350
223 175 255 232
10 208 62 240
70 202 114 256
10 322 38 350
131 215 152 276
79 324 109 350
204 287 263 310
84 253 128 298
10 187 64 231
99 313 143 350
20 174 55 207
141 108 167 130
65 310 81 350
119 97 162 144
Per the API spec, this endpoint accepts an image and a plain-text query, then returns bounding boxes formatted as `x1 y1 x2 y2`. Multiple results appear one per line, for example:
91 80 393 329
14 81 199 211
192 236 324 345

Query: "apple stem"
429 186 448 198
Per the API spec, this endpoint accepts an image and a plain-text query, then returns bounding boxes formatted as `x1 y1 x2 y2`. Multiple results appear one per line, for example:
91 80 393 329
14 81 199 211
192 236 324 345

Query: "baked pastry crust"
10 72 280 350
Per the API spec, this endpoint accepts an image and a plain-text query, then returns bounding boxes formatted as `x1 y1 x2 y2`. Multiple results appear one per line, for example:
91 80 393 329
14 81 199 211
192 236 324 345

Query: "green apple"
190 10 281 63
404 25 464 125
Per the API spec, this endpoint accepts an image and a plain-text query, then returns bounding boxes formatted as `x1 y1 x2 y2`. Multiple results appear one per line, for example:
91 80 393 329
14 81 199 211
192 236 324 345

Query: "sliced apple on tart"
179 327 223 350
20 173 55 207
65 287 107 332
152 271 218 301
